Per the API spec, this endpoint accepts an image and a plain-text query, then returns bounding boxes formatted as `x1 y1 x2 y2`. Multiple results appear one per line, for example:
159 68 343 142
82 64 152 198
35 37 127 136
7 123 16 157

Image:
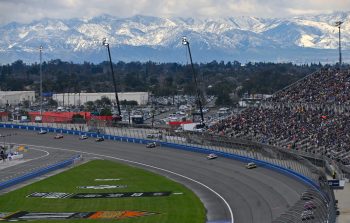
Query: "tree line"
0 59 324 105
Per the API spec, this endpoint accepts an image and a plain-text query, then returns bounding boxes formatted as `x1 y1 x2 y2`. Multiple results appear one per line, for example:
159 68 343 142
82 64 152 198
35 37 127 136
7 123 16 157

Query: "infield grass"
0 160 205 223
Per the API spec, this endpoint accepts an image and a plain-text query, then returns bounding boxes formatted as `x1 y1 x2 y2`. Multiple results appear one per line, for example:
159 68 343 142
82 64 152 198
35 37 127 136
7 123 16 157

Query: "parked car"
95 137 104 142
146 142 157 148
245 162 257 169
146 133 161 139
54 134 64 139
174 127 183 133
207 153 218 160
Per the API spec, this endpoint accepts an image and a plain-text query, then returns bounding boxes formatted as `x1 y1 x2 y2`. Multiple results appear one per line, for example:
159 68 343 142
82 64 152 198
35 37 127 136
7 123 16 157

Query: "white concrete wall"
0 91 35 106
52 92 149 106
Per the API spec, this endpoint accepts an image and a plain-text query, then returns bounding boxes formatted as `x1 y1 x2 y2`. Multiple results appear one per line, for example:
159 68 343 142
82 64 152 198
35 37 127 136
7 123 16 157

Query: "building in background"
52 92 149 106
0 91 35 106
238 93 272 107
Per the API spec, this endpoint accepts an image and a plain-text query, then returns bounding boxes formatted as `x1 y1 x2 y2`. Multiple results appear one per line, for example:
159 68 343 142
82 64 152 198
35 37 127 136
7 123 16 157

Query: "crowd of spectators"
271 68 350 105
210 68 350 166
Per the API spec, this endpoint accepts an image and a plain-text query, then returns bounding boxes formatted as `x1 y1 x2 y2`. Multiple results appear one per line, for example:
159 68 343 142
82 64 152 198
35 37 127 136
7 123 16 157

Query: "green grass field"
0 160 205 223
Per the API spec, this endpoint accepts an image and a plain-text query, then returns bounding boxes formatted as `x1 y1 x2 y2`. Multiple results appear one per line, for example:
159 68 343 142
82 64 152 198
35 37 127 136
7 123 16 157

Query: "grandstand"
210 68 350 167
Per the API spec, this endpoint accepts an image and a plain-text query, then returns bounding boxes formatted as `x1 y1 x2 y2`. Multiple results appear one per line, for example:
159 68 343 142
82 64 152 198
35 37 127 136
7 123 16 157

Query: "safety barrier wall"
1 123 334 222
0 153 81 191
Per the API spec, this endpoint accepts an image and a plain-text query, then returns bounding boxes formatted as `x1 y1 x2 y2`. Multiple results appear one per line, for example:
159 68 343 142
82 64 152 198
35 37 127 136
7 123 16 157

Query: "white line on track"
29 148 50 161
19 143 234 223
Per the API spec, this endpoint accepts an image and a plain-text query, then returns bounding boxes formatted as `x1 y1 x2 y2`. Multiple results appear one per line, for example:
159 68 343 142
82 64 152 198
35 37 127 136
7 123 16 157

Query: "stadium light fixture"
181 36 204 124
182 36 188 45
102 37 108 46
102 38 121 116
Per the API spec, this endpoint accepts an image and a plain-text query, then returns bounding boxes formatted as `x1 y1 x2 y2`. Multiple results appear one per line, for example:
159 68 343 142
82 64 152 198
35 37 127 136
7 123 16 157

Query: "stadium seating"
210 68 350 166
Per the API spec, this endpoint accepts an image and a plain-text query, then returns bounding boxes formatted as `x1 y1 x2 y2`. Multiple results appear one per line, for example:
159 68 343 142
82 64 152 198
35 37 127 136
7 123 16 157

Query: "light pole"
39 46 43 117
335 21 343 68
102 38 121 116
182 36 204 124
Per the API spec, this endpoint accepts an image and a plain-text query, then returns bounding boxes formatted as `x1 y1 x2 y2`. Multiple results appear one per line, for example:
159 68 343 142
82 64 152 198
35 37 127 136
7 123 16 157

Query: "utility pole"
102 38 121 116
182 37 204 124
335 21 343 68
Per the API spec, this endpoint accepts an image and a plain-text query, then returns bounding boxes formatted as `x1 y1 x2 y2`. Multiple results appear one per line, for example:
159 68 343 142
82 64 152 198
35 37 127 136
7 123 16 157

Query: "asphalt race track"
0 128 309 223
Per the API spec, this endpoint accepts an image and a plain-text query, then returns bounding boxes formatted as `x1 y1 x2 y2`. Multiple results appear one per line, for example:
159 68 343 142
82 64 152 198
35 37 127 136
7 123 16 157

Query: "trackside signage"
72 192 171 199
27 191 172 199
0 211 158 221
26 192 73 199
328 180 345 189
77 185 127 189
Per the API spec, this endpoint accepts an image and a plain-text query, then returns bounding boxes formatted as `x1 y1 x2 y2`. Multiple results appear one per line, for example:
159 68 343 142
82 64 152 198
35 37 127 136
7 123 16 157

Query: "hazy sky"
0 0 349 25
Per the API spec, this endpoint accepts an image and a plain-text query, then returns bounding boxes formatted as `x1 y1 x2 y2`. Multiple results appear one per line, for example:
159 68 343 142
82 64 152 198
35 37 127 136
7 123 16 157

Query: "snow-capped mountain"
0 12 349 64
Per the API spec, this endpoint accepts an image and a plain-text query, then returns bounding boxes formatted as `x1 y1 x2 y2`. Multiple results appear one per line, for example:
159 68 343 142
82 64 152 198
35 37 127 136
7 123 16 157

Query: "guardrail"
0 154 82 191
0 123 336 222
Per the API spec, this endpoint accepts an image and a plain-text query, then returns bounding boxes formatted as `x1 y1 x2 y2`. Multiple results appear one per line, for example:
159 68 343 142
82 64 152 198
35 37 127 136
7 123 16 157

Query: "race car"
207 153 218 159
79 135 88 140
301 192 314 201
38 129 47 134
304 201 316 210
54 134 64 139
245 162 257 169
95 137 104 142
146 142 157 148
301 210 314 221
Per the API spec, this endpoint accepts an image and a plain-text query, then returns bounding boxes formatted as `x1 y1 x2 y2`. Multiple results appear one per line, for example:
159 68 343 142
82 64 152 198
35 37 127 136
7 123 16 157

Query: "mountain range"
0 11 349 64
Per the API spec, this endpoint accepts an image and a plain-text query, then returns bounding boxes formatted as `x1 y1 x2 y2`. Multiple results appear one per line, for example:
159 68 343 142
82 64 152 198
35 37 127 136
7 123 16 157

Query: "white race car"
301 210 314 221
207 153 218 159
38 129 47 134
54 134 64 139
79 135 88 140
245 162 257 169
